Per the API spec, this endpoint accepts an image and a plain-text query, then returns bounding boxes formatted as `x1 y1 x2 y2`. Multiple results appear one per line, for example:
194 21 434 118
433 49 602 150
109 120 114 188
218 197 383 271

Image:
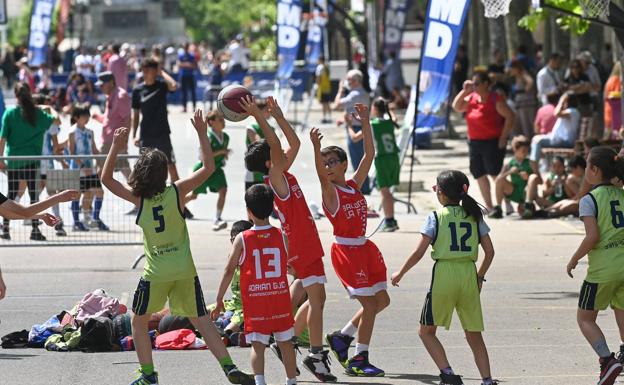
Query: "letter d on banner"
277 0 303 80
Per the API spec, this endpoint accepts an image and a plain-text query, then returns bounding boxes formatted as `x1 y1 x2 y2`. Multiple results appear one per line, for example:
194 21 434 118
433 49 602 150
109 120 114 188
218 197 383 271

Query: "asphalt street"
0 104 620 385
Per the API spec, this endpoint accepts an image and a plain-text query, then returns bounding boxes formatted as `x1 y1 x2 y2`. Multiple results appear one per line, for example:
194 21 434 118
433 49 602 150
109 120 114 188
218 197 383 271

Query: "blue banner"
383 0 412 58
28 0 57 67
277 0 303 80
304 4 326 72
415 0 470 134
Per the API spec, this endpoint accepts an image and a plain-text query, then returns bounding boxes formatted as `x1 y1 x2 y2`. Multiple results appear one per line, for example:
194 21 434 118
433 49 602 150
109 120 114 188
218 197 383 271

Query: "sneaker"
183 207 194 219
126 207 139 216
55 222 67 236
73 221 90 232
488 206 503 219
325 331 354 368
521 202 535 219
1 226 10 240
302 350 338 382
481 380 499 385
94 219 110 231
598 353 622 385
617 344 624 364
380 219 399 232
228 332 249 348
130 370 158 385
504 199 514 216
224 366 254 385
30 228 47 241
439 372 463 385
212 219 227 231
83 211 94 227
344 351 384 377
269 342 301 376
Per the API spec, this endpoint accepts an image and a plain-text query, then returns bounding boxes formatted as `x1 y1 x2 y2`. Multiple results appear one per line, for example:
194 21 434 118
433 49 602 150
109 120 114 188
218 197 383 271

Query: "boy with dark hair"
523 156 568 219
310 104 390 377
245 99 271 190
241 96 336 382
214 184 298 385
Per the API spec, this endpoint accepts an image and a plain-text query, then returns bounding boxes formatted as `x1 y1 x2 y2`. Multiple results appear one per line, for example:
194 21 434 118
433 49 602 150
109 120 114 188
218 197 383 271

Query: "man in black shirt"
132 58 180 181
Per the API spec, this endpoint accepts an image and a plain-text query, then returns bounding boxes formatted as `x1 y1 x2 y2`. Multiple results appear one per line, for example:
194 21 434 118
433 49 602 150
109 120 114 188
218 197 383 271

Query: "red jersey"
323 180 368 238
239 225 294 334
265 172 324 266
465 92 504 140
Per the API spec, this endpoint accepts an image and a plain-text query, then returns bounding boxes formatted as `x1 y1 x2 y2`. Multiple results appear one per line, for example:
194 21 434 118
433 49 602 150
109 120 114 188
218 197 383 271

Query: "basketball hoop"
480 0 512 18
579 0 610 18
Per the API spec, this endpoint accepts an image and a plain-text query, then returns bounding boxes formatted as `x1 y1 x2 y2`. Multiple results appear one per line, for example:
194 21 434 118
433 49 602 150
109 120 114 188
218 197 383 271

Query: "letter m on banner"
277 0 303 80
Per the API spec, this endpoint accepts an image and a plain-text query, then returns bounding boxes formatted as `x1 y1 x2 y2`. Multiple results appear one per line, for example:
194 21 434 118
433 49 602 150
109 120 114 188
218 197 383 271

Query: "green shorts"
193 163 227 195
578 279 624 311
420 260 484 331
507 183 526 203
132 276 207 318
375 154 400 189
207 299 244 326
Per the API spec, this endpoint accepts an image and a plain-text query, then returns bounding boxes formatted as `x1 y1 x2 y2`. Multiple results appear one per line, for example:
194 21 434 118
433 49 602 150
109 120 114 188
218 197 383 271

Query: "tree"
179 0 276 60
519 0 591 35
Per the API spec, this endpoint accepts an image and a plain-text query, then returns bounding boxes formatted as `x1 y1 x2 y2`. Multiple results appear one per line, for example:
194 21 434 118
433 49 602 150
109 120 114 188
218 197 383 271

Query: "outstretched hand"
57 190 80 202
352 103 369 122
238 95 261 117
190 109 208 135
112 127 130 147
310 127 323 149
266 96 284 119
41 213 61 227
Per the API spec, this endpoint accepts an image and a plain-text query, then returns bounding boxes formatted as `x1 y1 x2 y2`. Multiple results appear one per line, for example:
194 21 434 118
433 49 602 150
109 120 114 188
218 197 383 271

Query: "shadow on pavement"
0 353 38 360
520 291 578 300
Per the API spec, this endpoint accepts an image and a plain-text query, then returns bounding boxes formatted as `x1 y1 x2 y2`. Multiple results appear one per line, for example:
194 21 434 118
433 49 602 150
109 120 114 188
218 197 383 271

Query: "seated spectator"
490 136 534 218
534 93 559 135
523 156 568 218
541 155 587 218
529 93 581 164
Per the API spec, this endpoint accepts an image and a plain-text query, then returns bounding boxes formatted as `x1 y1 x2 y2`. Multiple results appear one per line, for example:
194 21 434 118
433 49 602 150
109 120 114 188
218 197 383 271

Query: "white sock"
254 375 266 385
340 322 357 337
286 378 297 385
355 343 369 355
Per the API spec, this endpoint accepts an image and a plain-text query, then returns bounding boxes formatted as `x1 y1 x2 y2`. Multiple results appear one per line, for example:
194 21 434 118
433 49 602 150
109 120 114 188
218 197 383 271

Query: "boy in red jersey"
214 184 297 385
241 96 336 382
310 103 390 377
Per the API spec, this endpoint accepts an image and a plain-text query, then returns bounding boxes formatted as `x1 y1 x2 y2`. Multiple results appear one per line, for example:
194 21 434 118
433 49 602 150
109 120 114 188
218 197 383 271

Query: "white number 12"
253 248 281 279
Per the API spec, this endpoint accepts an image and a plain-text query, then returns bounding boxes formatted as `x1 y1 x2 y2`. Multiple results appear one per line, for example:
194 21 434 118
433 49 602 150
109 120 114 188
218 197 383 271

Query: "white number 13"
253 248 281 279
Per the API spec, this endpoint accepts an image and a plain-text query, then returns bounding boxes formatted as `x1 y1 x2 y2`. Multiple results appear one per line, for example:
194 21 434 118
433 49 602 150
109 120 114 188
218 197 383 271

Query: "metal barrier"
0 154 143 247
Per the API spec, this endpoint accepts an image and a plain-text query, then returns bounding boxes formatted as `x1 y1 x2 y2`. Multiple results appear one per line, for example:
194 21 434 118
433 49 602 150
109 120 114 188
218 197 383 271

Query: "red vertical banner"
56 0 71 43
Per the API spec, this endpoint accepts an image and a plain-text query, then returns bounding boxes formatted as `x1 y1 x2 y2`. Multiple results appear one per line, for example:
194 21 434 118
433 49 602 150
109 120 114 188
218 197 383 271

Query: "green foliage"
519 0 591 35
179 0 277 60
8 0 33 47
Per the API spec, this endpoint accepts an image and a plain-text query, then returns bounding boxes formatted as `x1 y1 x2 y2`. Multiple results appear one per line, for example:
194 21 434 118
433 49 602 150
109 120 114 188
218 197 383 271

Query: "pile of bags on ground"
1 289 208 352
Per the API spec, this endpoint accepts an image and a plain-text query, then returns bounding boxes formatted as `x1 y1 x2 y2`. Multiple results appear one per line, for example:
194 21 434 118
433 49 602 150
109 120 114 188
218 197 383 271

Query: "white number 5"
381 134 395 153
253 248 281 279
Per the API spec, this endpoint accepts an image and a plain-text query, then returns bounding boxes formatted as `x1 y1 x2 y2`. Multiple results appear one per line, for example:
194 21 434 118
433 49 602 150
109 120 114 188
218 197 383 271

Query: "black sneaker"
0 226 10 240
598 353 622 385
488 206 503 219
269 341 301 376
617 344 624 364
439 372 464 385
325 331 354 368
302 350 337 382
54 222 67 236
224 366 254 385
183 207 194 219
521 202 535 219
30 228 47 241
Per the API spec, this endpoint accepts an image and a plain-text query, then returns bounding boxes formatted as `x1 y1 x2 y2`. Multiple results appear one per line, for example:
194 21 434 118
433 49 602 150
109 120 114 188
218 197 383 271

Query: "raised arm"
452 80 473 113
101 128 140 205
310 127 337 214
352 104 374 188
554 93 571 118
266 96 300 170
175 109 216 202
212 234 244 319
160 68 178 92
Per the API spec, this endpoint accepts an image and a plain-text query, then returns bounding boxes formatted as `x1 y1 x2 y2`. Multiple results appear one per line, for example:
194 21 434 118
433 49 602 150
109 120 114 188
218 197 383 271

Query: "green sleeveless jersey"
508 157 532 188
586 185 624 283
371 118 399 157
209 129 229 168
137 185 197 282
431 206 480 262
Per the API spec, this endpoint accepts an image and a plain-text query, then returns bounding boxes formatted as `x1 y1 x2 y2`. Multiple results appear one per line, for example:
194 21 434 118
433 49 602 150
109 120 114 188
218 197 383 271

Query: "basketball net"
579 0 610 18
480 0 512 18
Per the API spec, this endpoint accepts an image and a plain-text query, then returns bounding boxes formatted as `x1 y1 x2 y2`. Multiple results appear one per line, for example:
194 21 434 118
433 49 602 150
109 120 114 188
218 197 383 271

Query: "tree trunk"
505 0 535 57
488 17 507 61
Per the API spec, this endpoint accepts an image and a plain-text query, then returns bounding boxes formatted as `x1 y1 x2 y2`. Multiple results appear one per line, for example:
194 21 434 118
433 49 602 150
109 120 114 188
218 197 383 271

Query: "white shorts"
245 327 295 345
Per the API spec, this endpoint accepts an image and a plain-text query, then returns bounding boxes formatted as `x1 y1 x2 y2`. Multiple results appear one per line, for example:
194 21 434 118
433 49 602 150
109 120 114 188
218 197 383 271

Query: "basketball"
217 85 252 122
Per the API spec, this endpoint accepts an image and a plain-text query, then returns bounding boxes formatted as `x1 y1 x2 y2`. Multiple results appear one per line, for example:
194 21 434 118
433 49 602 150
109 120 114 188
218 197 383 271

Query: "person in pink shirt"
94 71 131 180
107 44 128 91
534 92 559 135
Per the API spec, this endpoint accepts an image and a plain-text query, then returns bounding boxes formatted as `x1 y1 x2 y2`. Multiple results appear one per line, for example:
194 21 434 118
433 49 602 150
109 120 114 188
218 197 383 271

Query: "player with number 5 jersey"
391 170 498 385
567 147 624 385
101 111 253 385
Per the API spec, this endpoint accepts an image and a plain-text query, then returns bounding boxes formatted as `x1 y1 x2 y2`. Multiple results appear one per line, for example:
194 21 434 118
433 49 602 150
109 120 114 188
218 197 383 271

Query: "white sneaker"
212 219 227 231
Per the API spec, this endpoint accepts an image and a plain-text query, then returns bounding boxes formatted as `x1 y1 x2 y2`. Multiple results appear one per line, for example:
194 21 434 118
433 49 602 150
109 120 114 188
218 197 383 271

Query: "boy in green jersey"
490 136 534 218
185 110 231 231
567 146 624 385
391 170 497 385
101 111 253 385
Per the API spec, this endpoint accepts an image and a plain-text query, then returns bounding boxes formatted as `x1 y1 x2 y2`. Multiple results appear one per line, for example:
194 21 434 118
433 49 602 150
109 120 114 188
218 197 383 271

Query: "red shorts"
290 257 327 288
330 240 387 298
